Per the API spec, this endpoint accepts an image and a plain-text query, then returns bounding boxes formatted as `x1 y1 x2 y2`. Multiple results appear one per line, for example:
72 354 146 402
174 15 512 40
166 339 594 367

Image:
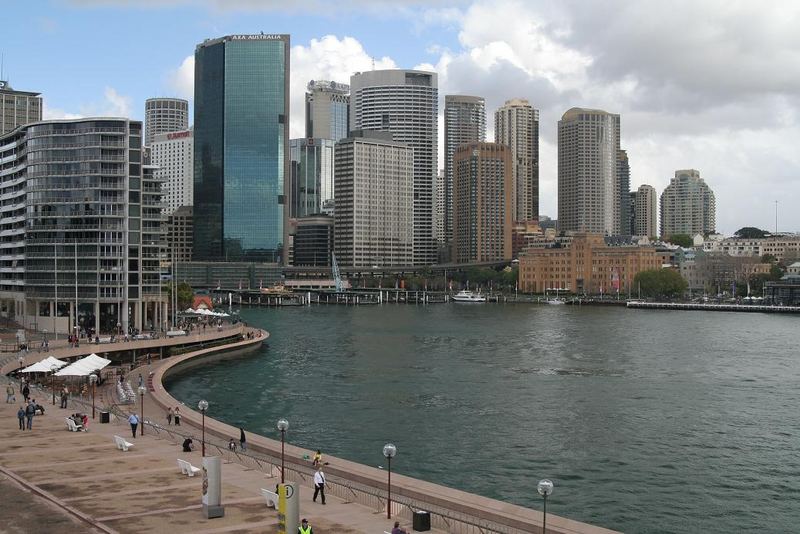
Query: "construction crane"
331 252 344 293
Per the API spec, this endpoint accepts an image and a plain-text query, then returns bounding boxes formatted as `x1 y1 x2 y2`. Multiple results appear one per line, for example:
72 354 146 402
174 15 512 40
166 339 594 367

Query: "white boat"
546 298 566 305
452 290 486 303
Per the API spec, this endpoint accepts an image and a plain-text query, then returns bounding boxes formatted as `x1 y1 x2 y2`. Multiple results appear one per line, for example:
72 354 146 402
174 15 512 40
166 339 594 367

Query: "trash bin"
412 510 431 531
100 411 110 424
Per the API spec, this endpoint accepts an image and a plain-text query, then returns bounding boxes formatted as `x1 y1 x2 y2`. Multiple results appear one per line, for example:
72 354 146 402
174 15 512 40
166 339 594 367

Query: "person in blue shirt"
128 413 139 438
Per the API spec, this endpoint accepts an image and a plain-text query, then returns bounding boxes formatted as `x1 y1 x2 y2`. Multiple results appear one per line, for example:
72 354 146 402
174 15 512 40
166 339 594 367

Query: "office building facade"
444 95 486 247
144 97 189 146
289 138 335 218
634 184 658 237
334 131 414 267
349 69 438 265
452 142 513 263
0 80 42 136
168 205 194 264
193 34 290 263
150 128 193 215
660 169 716 238
0 118 166 335
617 150 631 235
558 108 622 235
495 98 539 223
293 214 334 267
305 80 349 142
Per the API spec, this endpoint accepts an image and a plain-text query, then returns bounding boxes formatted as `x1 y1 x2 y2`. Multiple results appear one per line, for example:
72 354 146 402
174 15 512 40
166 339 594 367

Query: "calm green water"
165 304 800 533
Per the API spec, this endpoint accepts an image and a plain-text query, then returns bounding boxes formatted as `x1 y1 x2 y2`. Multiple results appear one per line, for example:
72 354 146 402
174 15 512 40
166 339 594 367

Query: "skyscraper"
349 69 438 265
144 98 189 145
494 98 539 223
0 80 42 135
151 128 193 215
193 34 290 263
617 150 631 235
660 170 716 238
305 80 349 142
558 107 621 235
289 138 335 218
634 184 658 237
452 142 513 263
444 95 486 249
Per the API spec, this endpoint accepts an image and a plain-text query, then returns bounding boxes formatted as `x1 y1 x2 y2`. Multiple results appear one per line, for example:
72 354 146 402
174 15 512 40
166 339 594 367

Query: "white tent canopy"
20 356 68 373
55 353 112 377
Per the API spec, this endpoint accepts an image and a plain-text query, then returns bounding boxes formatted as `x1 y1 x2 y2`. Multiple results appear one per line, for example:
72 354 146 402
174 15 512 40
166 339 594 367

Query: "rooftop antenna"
371 56 375 70
775 200 778 235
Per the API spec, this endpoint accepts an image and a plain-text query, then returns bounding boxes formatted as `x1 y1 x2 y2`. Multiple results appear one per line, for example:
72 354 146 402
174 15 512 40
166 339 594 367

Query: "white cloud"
43 87 133 120
43 103 82 120
167 55 194 100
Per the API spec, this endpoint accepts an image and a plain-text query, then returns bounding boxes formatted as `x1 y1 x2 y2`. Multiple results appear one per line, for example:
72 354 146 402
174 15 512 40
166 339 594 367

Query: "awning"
20 356 68 373
55 353 112 377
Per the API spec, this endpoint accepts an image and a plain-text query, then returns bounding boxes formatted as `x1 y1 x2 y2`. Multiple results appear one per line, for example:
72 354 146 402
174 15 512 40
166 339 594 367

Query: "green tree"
734 227 769 238
761 253 777 263
633 268 688 300
164 281 194 310
664 234 693 248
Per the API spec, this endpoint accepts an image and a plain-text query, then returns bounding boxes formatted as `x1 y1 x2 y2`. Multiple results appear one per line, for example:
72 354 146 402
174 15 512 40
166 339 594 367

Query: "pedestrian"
82 413 89 431
174 406 181 426
138 373 143 388
312 449 322 467
312 467 326 504
167 407 173 425
17 405 25 430
182 437 194 452
60 386 69 409
25 400 35 430
22 383 30 402
146 354 151 366
128 412 139 438
239 427 246 451
228 438 237 452
298 518 312 534
391 521 408 534
6 384 15 403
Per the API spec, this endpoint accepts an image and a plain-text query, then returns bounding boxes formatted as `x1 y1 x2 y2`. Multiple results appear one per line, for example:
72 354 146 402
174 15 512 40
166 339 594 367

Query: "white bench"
177 459 201 477
114 435 134 452
97 337 113 344
65 418 83 432
167 330 187 337
261 488 278 508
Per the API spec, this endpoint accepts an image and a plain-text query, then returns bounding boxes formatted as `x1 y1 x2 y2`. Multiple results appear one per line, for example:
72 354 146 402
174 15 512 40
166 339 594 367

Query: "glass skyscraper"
193 34 290 263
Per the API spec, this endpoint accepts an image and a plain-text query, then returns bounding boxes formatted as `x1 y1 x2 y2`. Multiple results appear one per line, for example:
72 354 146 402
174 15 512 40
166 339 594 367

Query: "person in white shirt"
312 467 326 504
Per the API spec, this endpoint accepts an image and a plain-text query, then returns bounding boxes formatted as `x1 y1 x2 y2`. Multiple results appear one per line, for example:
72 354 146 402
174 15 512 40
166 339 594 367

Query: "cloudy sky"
3 0 798 234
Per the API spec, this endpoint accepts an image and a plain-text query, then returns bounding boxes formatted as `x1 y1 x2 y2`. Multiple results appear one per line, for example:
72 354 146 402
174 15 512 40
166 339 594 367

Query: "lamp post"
198 400 209 456
89 373 97 419
138 385 146 436
18 356 24 387
382 443 397 519
537 479 554 534
50 363 59 405
277 418 289 483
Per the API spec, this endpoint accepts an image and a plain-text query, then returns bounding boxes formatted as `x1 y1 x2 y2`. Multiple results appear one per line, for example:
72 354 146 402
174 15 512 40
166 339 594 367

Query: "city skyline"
1 0 799 234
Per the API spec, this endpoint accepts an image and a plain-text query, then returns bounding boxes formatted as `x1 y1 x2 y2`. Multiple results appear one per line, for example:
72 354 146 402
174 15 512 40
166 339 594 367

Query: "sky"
2 0 799 235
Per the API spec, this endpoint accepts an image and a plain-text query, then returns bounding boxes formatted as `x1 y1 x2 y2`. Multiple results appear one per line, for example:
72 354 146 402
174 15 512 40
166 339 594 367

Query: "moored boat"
452 290 486 303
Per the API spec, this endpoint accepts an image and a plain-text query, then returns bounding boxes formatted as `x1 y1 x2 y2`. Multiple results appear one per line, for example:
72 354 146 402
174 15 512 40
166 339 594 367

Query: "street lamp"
117 322 121 339
198 400 209 456
537 479 554 534
50 363 59 405
382 443 397 519
277 418 289 483
89 373 98 419
18 356 24 388
138 385 146 436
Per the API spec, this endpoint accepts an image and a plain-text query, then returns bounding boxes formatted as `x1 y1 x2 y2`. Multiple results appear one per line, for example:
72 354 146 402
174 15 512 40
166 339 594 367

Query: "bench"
177 459 201 477
65 418 83 432
261 488 278 508
97 337 113 344
114 435 134 452
166 330 187 337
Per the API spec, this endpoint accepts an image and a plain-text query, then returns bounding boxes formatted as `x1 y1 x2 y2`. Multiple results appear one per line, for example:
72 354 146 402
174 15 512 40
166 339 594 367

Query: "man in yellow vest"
298 518 312 534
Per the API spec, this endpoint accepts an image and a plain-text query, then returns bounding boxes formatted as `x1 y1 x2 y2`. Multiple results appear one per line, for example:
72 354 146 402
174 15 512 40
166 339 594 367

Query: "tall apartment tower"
289 138 335 218
144 98 189 145
634 184 658 237
452 142 513 263
558 107 621 235
193 34 290 263
434 169 446 247
349 70 438 265
150 129 193 215
617 150 631 235
444 95 486 248
305 80 350 142
660 170 716 238
494 98 539 223
334 131 414 268
0 80 42 135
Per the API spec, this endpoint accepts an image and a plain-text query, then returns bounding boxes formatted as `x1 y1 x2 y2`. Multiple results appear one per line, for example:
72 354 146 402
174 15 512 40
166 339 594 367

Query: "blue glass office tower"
193 34 290 263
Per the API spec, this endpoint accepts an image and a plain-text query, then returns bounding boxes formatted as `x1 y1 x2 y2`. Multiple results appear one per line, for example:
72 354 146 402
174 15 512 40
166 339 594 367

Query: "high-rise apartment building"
617 150 631 235
334 131 414 268
349 70 438 265
495 98 539 223
167 206 194 264
305 80 349 142
634 184 658 237
150 129 193 215
452 142 513 263
660 169 716 238
558 107 621 235
0 80 42 135
144 97 189 146
628 191 637 236
193 34 290 263
444 95 486 247
0 118 166 334
434 169 445 246
289 138 335 218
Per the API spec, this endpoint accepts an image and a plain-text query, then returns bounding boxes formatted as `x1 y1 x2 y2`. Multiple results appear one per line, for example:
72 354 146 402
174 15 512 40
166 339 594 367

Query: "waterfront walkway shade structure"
20 357 68 373
55 354 112 377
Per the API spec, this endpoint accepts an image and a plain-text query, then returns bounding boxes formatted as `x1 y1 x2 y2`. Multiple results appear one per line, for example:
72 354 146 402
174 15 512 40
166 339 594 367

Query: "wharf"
626 301 800 313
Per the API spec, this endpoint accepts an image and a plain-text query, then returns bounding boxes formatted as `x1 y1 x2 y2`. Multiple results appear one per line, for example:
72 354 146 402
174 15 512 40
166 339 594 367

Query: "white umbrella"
55 353 112 377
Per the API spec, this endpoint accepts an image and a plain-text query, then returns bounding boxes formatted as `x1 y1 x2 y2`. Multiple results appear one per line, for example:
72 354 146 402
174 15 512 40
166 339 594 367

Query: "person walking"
174 406 181 426
128 413 139 438
298 518 313 534
138 373 143 388
60 386 69 409
82 413 89 431
239 427 247 451
22 383 30 402
167 407 174 425
6 384 15 403
312 467 326 504
25 400 35 430
17 405 25 430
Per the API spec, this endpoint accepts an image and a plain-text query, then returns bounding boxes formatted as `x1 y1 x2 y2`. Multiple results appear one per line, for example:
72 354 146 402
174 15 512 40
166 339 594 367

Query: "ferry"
452 290 487 303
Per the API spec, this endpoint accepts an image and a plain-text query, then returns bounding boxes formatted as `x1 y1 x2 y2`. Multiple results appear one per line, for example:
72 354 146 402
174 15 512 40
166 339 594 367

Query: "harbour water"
165 304 800 533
